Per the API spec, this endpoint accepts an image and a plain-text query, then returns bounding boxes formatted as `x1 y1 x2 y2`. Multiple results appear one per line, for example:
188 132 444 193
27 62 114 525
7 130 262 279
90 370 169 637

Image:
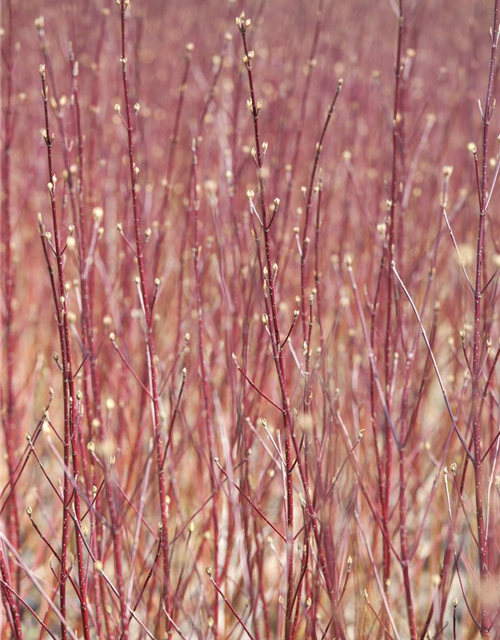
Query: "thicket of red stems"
1 0 500 638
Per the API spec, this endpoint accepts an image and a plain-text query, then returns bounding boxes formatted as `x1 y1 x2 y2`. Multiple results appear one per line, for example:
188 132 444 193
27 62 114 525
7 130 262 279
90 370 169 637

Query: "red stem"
1 0 21 595
190 142 220 639
118 0 172 632
39 68 91 640
239 23 296 638
382 0 404 608
471 0 499 633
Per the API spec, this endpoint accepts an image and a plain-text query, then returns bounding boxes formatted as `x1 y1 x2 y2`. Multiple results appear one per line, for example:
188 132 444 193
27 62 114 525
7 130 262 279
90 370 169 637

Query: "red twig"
118 1 171 632
39 64 91 640
470 2 500 632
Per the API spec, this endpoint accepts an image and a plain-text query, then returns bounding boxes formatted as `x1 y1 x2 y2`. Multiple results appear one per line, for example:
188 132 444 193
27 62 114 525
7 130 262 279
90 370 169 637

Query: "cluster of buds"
235 12 251 33
243 49 255 68
41 129 55 145
92 206 104 223
467 141 477 155
47 174 57 193
34 16 45 32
